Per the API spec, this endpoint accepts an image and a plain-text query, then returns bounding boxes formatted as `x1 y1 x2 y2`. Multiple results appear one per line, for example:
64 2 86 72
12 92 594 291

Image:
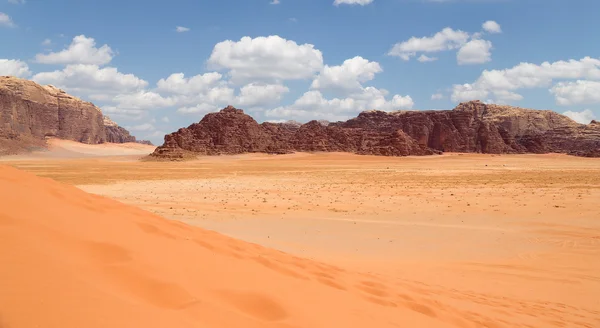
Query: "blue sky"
1 0 598 143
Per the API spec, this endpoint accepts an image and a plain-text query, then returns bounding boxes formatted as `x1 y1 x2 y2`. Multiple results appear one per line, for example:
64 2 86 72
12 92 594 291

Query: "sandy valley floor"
4 143 600 328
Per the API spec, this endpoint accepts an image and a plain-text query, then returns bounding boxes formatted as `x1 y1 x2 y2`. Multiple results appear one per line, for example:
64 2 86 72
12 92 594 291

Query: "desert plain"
1 140 600 328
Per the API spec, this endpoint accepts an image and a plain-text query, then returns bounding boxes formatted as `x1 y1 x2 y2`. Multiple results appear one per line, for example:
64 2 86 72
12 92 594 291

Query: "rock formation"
0 76 141 155
135 140 154 146
103 116 136 143
151 102 600 160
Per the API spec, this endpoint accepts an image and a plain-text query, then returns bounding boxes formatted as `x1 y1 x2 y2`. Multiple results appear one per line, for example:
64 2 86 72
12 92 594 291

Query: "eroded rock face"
103 116 136 143
0 76 140 154
151 101 600 160
0 76 105 143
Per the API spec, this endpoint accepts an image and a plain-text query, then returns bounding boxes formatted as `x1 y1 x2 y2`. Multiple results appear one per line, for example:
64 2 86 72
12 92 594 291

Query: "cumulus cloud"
0 59 30 77
41 38 52 46
156 72 224 95
452 57 600 103
451 83 490 102
111 91 176 110
550 80 600 106
388 23 499 65
431 93 444 100
175 26 190 33
310 56 382 94
562 109 597 124
418 55 438 63
207 35 323 84
264 53 412 121
177 103 221 115
388 28 470 61
482 21 502 34
265 88 413 121
236 83 289 107
457 39 492 65
35 35 114 65
333 0 374 5
125 123 156 132
32 64 148 99
101 106 146 120
0 12 15 27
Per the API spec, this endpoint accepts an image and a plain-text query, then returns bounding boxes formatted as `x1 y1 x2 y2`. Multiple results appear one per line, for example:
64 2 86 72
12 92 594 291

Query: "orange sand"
0 165 454 328
3 150 600 327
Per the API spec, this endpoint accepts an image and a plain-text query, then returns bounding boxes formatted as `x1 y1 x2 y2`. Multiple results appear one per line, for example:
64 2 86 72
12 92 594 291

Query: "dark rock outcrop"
0 76 141 155
151 102 600 160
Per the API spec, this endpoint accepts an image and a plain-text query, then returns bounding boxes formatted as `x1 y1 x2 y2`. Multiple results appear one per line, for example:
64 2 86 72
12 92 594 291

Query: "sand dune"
0 139 155 161
0 165 457 328
3 154 600 327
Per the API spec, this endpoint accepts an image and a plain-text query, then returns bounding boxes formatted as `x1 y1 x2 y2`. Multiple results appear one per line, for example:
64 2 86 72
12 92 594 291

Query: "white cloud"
0 59 30 77
562 109 596 124
550 80 600 106
111 91 176 110
270 0 280 4
431 93 444 100
492 90 523 102
125 123 155 132
389 94 415 109
102 106 146 120
161 116 170 123
35 35 114 65
236 83 289 107
32 64 148 98
388 27 470 61
452 57 600 103
175 26 190 33
156 72 224 95
457 39 492 65
333 0 374 5
311 56 382 94
265 88 413 121
451 83 489 102
0 12 15 27
8 0 25 4
41 38 52 46
418 55 438 63
177 103 221 115
207 35 323 84
482 21 502 34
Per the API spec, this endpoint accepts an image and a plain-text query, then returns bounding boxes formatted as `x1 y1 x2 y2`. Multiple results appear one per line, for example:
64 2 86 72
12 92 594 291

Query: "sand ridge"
0 138 155 161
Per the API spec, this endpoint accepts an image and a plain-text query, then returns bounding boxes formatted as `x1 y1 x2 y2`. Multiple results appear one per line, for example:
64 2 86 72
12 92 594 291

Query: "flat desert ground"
2 140 600 328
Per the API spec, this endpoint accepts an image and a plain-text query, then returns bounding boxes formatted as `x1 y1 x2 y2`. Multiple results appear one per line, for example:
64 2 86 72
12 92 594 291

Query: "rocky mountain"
150 102 600 160
0 76 141 155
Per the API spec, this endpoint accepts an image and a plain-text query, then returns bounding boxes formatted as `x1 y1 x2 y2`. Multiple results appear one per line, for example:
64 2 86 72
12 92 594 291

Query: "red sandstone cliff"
150 102 600 160
0 76 141 155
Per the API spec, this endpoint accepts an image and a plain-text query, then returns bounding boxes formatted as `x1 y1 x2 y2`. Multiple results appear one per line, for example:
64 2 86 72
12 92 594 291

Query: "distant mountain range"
150 102 600 160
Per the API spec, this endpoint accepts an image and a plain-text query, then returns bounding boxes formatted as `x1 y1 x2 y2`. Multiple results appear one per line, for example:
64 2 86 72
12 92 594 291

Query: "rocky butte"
150 102 600 160
0 76 147 155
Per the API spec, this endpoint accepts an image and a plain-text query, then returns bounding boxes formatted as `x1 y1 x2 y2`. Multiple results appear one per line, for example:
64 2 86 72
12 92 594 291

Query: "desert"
2 1 600 327
2 141 599 328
